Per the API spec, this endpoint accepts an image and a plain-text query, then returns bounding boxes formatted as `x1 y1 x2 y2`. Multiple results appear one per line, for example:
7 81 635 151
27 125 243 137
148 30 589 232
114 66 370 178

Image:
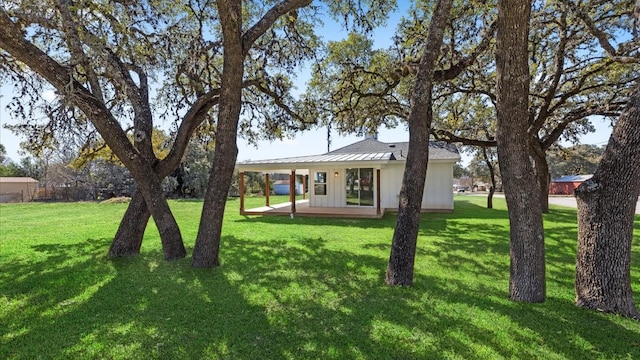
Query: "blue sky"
0 2 615 165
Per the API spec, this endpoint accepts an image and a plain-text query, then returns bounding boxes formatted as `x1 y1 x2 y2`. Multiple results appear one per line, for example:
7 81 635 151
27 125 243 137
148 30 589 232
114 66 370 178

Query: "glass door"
345 168 360 205
345 168 374 206
359 168 374 206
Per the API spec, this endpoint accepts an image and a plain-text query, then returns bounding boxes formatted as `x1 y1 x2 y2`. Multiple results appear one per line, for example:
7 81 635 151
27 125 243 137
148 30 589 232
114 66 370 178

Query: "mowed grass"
1 195 639 359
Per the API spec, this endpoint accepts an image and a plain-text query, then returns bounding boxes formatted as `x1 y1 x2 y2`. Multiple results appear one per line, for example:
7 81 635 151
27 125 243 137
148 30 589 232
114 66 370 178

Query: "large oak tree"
385 0 453 285
569 0 640 319
495 0 545 302
436 0 635 213
0 1 320 261
191 0 398 267
0 4 188 260
304 1 496 284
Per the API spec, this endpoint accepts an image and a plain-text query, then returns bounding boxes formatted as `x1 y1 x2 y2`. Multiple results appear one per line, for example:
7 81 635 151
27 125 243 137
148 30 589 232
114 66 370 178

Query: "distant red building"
549 175 592 195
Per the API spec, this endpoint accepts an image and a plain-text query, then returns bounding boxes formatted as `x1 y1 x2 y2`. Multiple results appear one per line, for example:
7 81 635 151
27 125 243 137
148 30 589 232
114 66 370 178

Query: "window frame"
314 171 327 196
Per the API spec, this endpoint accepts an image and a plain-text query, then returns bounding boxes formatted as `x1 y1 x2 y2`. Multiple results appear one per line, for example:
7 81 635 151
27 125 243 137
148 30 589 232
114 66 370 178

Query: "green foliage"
434 0 636 149
453 163 469 178
1 0 325 173
323 0 398 32
466 146 500 186
1 196 639 359
547 144 606 179
0 143 6 164
164 140 215 198
0 161 26 177
304 31 405 136
305 0 498 138
0 156 41 178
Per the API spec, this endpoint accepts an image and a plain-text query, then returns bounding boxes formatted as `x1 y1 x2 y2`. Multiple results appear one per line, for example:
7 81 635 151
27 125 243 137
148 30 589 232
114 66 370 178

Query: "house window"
314 172 327 195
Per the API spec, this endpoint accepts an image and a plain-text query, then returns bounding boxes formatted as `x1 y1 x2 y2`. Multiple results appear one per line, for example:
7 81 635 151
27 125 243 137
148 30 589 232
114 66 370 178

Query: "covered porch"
236 152 390 219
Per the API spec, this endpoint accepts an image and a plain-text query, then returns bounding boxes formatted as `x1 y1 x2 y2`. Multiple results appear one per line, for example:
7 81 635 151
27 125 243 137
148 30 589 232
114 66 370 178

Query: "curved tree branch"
242 0 313 56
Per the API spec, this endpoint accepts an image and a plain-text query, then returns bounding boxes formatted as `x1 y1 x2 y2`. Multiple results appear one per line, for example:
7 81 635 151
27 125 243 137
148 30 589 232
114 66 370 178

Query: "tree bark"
531 140 551 213
191 0 243 268
482 147 496 209
385 0 453 286
108 189 150 257
574 80 640 320
133 171 186 260
190 0 313 268
108 183 185 261
496 0 546 302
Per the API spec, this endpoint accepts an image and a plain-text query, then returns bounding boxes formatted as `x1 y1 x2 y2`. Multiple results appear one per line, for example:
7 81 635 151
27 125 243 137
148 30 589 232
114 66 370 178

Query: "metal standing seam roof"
551 174 593 183
238 152 395 166
237 138 460 167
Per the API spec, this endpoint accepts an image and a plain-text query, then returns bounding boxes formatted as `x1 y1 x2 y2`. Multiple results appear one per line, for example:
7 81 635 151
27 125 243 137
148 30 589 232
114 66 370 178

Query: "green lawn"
1 195 639 359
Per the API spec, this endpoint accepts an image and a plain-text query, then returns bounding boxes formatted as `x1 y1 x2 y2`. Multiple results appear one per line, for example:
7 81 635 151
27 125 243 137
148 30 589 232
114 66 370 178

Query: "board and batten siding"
309 161 454 211
309 167 345 208
380 162 454 211
421 162 455 210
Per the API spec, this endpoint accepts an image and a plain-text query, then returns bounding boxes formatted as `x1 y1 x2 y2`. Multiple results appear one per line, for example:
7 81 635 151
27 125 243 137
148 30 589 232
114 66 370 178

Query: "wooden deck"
241 199 385 219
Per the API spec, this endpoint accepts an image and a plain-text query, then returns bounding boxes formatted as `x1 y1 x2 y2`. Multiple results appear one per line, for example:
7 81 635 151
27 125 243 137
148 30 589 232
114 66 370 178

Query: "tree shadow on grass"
1 239 278 359
3 203 639 359
235 212 399 230
220 235 640 359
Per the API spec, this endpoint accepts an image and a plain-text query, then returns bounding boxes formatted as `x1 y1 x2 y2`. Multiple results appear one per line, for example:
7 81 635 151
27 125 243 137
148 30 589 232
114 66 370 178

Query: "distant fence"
36 187 133 202
0 192 26 203
37 187 98 202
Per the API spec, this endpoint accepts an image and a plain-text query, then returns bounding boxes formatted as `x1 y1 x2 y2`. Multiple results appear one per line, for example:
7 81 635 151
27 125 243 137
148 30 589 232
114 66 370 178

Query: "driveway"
467 193 640 214
547 196 640 215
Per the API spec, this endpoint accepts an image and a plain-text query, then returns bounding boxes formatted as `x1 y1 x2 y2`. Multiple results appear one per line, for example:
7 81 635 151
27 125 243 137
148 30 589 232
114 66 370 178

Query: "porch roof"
237 152 395 172
236 138 461 173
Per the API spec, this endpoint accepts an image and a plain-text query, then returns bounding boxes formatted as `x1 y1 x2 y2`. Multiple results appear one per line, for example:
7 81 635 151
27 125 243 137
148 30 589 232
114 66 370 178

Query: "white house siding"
380 162 454 211
309 167 345 208
380 163 402 209
304 161 453 211
422 162 454 210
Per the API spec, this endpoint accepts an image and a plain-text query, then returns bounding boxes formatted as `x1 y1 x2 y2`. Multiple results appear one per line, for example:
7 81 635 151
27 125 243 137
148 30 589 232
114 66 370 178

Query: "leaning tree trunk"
134 171 187 261
531 141 551 213
107 163 186 261
482 147 496 209
496 0 546 302
191 0 243 268
108 190 150 257
574 81 640 320
385 0 453 286
0 12 185 261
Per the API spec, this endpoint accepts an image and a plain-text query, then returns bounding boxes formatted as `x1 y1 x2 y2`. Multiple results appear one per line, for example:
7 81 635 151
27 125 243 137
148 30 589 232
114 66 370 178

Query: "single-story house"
0 177 39 203
236 138 460 218
549 174 593 195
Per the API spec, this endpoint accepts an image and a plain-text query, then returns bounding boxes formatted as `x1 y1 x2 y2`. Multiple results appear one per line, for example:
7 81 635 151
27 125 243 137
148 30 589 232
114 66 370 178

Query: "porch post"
265 173 270 206
302 174 307 199
290 170 296 213
376 169 381 215
239 171 245 214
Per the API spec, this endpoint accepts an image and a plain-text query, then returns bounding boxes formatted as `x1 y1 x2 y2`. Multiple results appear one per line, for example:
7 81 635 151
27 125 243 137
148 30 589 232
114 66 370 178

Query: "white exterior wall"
308 161 454 211
380 163 402 209
422 162 454 210
380 162 454 210
309 167 345 208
